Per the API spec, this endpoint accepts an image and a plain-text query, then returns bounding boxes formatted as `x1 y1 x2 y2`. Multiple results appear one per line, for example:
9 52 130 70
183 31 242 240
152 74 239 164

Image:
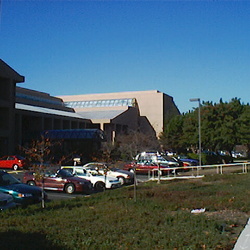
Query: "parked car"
0 155 29 170
109 167 135 183
124 161 176 175
202 151 234 165
176 155 199 167
0 170 46 206
0 192 17 211
231 151 244 159
82 162 134 185
23 169 93 194
135 151 180 167
61 166 121 191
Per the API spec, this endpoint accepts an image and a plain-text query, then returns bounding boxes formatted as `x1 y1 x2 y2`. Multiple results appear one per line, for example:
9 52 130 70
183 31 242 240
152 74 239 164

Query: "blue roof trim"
42 129 106 141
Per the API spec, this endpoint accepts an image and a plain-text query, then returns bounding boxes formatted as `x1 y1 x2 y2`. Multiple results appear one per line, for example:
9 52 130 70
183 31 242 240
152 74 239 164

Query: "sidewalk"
234 218 250 249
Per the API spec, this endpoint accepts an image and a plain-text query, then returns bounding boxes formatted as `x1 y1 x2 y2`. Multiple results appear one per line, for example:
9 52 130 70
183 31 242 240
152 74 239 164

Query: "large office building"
59 90 180 142
0 59 94 156
0 59 180 156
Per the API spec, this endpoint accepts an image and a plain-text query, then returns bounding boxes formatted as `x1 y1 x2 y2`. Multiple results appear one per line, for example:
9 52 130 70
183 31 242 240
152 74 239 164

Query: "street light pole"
190 98 202 167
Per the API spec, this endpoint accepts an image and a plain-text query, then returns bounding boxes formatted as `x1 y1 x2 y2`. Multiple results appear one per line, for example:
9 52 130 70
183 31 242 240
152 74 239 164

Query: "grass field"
0 172 249 249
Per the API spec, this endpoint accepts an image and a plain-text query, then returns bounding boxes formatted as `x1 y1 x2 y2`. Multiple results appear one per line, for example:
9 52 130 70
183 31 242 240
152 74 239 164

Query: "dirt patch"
205 209 249 241
206 209 249 225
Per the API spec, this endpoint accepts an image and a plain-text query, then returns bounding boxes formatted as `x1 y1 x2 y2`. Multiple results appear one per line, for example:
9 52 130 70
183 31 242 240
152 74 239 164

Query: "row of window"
16 93 63 106
65 98 136 108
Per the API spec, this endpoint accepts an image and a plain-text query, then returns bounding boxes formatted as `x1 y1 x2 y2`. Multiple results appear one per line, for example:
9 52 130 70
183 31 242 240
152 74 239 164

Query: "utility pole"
190 98 202 169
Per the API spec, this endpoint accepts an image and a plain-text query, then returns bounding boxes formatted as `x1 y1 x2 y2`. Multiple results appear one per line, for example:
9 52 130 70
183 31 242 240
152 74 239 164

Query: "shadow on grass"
0 230 70 250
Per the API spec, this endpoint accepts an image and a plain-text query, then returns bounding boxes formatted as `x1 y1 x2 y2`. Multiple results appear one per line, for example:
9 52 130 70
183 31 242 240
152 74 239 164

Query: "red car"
0 155 28 170
124 162 175 175
22 169 93 194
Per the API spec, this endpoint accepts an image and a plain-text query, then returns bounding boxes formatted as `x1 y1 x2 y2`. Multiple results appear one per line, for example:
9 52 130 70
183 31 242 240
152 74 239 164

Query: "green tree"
181 111 199 153
201 98 243 153
237 104 250 155
159 115 184 152
160 98 249 156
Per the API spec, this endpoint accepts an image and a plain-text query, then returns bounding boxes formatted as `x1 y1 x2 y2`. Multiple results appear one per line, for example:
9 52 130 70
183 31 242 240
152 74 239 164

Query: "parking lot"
6 169 148 202
3 161 248 204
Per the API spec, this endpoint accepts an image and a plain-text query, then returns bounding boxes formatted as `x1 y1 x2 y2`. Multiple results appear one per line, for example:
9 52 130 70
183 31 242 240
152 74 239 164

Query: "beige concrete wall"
59 90 180 137
112 106 139 131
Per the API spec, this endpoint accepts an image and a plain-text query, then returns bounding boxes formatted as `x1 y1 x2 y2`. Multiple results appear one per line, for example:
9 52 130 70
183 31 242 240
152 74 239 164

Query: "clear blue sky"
1 0 249 113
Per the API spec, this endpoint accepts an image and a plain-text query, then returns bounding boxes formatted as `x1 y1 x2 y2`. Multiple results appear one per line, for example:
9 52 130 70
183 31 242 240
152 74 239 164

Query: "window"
65 98 136 108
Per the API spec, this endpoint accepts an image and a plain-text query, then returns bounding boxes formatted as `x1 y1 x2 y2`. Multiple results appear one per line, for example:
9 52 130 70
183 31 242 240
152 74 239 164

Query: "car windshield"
16 155 25 160
0 172 21 186
178 155 188 159
88 164 107 170
110 167 118 171
162 155 177 162
57 169 74 178
89 171 103 176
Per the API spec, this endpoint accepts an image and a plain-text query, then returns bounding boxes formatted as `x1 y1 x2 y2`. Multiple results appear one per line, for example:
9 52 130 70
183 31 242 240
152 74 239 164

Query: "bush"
187 152 234 165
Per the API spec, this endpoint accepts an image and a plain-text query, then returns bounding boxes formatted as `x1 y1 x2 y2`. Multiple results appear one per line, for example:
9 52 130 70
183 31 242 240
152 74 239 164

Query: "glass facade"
16 92 63 106
65 98 136 108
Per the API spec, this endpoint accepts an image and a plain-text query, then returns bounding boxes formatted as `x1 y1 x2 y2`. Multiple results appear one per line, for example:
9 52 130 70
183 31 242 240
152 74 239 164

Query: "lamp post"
189 98 202 167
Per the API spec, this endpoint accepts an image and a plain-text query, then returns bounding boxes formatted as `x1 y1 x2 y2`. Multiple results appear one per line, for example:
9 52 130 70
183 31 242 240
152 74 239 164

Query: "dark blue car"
177 156 199 167
0 171 47 206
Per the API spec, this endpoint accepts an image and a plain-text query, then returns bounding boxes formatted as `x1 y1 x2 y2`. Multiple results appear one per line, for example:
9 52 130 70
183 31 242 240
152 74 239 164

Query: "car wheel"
94 181 105 192
65 183 75 194
118 176 125 185
27 180 36 186
13 164 19 171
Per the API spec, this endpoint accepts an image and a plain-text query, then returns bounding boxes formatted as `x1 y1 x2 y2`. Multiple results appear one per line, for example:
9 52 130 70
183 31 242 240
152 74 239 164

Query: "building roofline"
15 103 89 120
0 59 25 83
58 90 163 101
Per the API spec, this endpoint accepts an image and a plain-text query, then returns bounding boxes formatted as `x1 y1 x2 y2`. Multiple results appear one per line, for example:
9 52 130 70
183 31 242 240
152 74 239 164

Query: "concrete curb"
234 218 250 249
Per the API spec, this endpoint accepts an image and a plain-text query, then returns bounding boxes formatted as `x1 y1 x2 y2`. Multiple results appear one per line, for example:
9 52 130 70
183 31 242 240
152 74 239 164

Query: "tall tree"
160 98 249 155
237 104 250 155
159 114 184 153
181 111 199 153
201 98 243 153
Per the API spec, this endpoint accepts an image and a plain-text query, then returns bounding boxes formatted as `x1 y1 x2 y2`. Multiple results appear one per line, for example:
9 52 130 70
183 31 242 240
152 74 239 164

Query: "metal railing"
149 162 250 181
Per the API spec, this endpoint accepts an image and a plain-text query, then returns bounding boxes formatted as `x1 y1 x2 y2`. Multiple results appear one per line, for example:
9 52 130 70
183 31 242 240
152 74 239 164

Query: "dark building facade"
15 87 92 147
0 60 24 155
0 59 94 156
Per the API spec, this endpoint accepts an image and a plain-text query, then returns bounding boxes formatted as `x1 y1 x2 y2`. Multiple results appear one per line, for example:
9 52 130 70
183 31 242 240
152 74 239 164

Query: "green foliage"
1 173 249 249
201 153 222 165
238 104 250 154
160 98 250 155
160 115 185 152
